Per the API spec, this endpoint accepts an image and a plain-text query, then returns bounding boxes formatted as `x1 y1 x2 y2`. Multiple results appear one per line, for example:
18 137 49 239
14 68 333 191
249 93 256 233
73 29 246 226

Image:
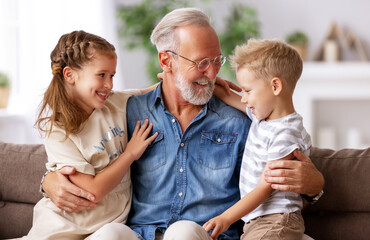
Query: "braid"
35 30 116 139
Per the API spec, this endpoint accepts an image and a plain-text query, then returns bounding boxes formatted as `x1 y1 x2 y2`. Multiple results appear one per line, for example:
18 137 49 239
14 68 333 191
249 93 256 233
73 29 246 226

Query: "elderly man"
43 8 324 240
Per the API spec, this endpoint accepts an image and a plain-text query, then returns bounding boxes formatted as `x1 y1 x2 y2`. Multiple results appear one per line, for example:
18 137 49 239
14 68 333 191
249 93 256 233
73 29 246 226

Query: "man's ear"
158 51 172 73
63 66 75 84
271 77 283 96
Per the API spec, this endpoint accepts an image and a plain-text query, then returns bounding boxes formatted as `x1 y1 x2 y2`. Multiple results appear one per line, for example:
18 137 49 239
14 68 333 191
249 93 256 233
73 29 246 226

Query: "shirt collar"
151 81 210 117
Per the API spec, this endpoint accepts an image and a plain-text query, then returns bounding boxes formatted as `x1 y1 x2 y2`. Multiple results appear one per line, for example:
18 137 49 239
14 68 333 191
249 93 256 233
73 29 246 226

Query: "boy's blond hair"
230 39 303 90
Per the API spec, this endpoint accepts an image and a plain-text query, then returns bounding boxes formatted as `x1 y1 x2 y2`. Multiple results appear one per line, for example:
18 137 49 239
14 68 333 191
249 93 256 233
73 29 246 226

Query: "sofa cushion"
303 147 370 240
306 147 370 212
0 141 47 204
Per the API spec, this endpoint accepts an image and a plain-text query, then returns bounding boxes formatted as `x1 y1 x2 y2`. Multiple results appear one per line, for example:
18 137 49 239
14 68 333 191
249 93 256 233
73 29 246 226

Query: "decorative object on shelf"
117 1 259 83
323 39 339 62
314 22 368 62
286 31 309 61
0 72 10 109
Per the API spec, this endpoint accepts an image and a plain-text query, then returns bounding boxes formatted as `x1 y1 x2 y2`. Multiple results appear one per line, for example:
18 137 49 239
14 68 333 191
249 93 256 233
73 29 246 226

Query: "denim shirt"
126 83 251 240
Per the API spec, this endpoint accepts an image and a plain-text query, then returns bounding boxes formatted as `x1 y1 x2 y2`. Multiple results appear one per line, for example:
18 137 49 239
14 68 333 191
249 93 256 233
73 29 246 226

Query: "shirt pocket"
135 130 166 172
198 131 237 170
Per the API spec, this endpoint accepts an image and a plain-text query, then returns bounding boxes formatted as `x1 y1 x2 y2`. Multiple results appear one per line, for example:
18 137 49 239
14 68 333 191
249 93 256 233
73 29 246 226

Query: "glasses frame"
165 50 226 72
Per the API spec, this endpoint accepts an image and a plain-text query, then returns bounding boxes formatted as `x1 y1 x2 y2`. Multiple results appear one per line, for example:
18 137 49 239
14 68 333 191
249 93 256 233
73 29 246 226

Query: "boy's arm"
213 84 245 112
203 153 295 240
69 120 158 203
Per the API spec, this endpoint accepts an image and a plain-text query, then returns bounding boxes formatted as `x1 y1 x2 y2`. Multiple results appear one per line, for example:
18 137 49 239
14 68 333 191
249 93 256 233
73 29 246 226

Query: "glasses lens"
198 58 210 71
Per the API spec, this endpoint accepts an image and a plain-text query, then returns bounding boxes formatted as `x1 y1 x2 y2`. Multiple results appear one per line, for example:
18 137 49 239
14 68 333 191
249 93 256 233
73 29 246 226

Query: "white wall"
0 0 123 143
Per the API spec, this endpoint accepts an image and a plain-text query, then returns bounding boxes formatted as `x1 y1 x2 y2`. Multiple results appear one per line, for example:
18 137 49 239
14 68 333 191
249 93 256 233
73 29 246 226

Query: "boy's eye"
99 73 105 77
110 74 115 78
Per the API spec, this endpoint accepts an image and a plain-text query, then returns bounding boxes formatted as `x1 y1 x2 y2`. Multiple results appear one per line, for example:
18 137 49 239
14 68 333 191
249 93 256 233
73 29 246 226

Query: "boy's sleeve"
267 126 310 161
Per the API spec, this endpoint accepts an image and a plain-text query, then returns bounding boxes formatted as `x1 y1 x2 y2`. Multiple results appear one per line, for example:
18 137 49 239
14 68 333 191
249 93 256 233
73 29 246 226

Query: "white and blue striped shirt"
240 108 311 223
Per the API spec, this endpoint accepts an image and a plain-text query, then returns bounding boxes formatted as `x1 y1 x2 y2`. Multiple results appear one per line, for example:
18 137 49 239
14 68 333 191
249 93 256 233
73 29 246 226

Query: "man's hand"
264 149 325 196
43 167 97 212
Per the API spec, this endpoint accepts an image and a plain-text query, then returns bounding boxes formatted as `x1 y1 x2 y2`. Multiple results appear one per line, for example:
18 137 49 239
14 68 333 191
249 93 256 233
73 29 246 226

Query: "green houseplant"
219 4 259 80
286 31 309 60
0 72 10 108
117 1 259 83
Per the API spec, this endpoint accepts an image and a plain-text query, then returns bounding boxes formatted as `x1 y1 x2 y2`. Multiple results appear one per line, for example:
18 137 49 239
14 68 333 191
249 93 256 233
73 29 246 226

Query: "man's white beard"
174 72 215 106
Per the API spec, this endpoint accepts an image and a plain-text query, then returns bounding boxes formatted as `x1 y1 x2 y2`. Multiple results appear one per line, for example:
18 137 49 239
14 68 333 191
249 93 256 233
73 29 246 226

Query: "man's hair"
230 39 303 90
150 8 211 51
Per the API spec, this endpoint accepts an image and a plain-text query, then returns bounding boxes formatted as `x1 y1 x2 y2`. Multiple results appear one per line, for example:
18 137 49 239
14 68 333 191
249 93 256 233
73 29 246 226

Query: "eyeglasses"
165 50 226 72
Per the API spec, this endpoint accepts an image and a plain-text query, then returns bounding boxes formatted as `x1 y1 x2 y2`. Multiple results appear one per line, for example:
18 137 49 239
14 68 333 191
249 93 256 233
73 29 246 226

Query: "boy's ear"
63 66 75 84
158 51 172 73
271 77 283 95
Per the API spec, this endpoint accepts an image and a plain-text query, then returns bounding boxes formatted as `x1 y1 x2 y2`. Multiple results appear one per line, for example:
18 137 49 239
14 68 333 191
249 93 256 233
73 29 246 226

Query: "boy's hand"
125 119 158 161
157 72 164 81
215 76 242 94
203 216 231 240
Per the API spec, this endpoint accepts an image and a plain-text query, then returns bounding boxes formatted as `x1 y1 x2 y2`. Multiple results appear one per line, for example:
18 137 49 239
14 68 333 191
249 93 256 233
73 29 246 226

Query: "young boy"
203 39 311 240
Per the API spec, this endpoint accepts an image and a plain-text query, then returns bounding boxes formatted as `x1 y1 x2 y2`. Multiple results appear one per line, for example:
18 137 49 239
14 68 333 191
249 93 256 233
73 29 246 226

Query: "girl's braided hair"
35 30 116 139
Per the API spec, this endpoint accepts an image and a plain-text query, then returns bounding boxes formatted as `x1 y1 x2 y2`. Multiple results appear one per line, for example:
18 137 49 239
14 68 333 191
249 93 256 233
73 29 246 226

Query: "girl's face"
237 68 275 121
70 53 117 115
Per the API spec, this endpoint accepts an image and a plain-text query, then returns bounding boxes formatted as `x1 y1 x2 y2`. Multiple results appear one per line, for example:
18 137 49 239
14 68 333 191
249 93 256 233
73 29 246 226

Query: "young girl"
25 30 158 239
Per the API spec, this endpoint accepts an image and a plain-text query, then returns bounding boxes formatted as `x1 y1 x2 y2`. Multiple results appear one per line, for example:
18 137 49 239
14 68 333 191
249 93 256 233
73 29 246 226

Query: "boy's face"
237 68 276 121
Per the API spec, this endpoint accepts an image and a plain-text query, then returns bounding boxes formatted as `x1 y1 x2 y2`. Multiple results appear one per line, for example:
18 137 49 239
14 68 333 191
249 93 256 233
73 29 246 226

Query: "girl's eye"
99 73 105 77
110 74 115 79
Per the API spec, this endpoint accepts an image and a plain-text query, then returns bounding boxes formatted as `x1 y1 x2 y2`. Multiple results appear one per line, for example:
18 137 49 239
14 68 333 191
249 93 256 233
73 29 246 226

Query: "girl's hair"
230 39 303 91
35 30 116 139
150 8 211 52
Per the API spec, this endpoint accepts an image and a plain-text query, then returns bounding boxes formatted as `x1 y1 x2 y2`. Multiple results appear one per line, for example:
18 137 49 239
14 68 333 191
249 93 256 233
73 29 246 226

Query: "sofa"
1 141 370 240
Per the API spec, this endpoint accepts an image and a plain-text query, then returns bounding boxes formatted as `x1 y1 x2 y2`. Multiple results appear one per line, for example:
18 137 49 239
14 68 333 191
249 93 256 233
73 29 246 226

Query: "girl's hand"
203 216 231 240
125 119 158 161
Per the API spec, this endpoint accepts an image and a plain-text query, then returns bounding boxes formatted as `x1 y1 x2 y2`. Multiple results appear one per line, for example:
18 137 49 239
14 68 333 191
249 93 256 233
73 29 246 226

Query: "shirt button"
172 119 176 123
179 192 183 197
180 143 184 147
217 138 221 143
180 168 184 173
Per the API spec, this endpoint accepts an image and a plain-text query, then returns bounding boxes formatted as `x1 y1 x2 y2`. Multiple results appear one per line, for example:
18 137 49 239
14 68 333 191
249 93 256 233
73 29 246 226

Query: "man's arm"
264 149 325 198
42 167 97 212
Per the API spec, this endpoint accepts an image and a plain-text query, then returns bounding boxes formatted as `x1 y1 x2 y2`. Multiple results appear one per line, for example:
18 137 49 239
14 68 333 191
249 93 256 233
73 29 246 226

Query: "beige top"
27 90 140 239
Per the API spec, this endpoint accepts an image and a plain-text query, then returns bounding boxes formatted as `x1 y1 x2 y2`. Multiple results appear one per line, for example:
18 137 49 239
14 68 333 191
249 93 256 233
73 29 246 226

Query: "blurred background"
1 0 369 149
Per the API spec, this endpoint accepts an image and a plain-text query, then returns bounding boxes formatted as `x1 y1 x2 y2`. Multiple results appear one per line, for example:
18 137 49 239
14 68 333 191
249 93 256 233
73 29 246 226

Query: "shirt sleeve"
44 128 95 175
267 123 310 161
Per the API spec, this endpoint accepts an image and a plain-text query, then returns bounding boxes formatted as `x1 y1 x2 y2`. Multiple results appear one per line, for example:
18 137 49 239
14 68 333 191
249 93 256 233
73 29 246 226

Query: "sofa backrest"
0 141 47 238
303 147 370 240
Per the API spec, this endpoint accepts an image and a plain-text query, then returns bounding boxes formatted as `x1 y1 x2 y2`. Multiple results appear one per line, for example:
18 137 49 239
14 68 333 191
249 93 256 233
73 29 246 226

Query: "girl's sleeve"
44 129 95 176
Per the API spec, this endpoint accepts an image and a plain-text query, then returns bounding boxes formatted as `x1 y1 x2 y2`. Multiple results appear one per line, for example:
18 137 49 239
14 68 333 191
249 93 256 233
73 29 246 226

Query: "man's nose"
203 63 219 80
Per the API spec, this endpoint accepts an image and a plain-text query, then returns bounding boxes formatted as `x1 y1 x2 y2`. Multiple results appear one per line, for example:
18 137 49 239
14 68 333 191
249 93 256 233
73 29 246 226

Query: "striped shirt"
240 108 311 223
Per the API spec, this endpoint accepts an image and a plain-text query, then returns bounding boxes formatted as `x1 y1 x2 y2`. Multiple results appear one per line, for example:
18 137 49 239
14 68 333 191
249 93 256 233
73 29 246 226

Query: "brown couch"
1 141 370 239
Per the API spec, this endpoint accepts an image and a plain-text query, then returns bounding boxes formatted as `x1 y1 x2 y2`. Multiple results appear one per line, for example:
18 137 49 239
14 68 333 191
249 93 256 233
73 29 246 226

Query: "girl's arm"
69 119 158 203
203 152 295 240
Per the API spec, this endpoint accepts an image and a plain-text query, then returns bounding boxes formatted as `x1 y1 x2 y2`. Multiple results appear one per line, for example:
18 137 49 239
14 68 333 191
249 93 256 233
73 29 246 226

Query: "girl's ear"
63 66 75 84
271 77 283 96
158 51 172 73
